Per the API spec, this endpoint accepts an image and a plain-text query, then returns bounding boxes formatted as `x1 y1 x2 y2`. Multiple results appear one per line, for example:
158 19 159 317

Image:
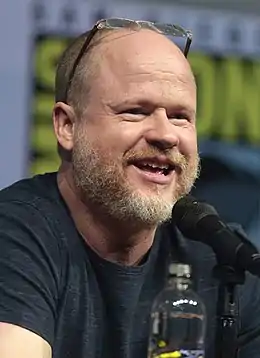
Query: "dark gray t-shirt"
0 173 259 358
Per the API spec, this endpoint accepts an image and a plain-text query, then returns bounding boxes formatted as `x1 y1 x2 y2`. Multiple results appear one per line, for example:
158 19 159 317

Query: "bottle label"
151 349 204 358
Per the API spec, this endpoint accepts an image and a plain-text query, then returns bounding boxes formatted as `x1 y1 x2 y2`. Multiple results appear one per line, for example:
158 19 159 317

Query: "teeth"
143 162 170 170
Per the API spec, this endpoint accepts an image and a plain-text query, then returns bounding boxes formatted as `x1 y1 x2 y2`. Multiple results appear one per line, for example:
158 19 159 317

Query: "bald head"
83 28 196 117
55 27 196 116
98 29 195 88
98 29 193 76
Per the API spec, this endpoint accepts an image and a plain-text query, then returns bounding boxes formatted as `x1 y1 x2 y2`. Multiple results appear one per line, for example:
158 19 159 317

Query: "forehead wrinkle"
99 44 195 87
130 62 196 88
101 57 195 91
118 74 196 104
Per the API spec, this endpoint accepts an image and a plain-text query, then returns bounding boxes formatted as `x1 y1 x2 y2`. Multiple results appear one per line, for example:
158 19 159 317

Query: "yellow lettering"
34 37 67 89
190 53 215 138
154 352 182 358
212 58 260 144
32 123 57 154
30 156 60 176
33 92 54 123
32 37 68 174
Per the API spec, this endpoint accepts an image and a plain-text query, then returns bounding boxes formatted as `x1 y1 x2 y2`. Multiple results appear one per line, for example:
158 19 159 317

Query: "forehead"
90 29 196 104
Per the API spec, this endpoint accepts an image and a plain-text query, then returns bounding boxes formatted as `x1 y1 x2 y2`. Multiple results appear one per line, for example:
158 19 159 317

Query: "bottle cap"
168 263 191 278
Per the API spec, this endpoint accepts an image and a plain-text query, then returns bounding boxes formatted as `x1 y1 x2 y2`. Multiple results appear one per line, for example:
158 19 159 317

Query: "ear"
52 102 75 151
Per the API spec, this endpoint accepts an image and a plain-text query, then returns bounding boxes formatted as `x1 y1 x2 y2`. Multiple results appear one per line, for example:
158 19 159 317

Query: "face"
71 29 199 226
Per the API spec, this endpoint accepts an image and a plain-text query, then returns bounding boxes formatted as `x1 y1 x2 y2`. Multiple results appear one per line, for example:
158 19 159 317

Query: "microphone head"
172 195 218 239
173 196 260 277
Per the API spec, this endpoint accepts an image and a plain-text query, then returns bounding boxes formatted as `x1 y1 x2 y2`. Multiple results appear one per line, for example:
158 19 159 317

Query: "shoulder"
0 172 59 208
0 172 67 234
0 172 86 274
0 172 68 264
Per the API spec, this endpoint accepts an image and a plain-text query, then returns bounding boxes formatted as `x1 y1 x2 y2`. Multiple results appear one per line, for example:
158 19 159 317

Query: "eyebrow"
110 98 196 116
170 104 196 117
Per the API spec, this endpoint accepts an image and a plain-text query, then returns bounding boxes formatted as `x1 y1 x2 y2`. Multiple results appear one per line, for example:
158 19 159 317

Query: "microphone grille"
172 195 218 236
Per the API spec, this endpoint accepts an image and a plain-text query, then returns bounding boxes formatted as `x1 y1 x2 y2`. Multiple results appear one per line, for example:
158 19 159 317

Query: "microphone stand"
212 263 246 358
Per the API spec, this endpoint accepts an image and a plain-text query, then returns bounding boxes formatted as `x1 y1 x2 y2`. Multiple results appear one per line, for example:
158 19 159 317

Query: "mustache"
124 148 190 172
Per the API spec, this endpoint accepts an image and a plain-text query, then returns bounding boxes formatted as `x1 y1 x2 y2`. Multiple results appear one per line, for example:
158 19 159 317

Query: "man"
0 18 259 358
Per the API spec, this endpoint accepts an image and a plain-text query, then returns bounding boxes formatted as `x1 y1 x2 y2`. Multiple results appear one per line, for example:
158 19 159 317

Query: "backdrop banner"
3 0 260 235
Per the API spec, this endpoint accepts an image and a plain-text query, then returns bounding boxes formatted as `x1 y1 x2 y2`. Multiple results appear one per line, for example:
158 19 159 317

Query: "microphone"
172 195 260 278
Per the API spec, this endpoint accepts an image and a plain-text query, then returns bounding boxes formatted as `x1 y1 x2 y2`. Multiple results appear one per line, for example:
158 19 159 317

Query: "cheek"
89 138 124 164
103 133 141 158
80 118 145 159
178 128 198 156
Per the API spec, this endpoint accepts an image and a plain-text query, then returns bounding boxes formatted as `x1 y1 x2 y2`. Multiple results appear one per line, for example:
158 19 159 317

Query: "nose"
144 110 179 151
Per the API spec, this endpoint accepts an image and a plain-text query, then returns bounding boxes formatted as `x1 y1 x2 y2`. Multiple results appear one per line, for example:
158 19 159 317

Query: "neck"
57 165 157 266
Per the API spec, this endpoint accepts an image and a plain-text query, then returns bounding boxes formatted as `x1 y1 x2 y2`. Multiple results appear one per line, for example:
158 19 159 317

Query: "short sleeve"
0 200 61 346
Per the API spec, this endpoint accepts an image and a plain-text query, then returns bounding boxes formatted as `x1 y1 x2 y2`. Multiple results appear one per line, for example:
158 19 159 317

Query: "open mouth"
130 159 175 176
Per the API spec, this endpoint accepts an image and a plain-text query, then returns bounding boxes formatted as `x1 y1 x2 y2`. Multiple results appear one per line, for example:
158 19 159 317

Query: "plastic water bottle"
147 263 206 358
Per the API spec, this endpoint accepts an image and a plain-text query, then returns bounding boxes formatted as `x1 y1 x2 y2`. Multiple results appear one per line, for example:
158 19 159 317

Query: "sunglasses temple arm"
184 37 192 57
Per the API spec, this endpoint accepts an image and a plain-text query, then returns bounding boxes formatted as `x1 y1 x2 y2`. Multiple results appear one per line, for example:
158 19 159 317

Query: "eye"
168 112 191 122
124 108 148 115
